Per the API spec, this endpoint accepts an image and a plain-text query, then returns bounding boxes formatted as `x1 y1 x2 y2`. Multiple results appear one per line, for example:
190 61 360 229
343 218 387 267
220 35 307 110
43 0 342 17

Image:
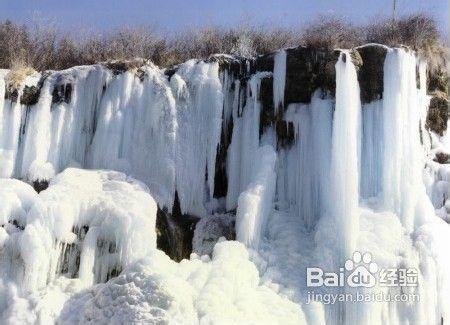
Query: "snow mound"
192 213 235 256
58 241 305 324
0 168 158 292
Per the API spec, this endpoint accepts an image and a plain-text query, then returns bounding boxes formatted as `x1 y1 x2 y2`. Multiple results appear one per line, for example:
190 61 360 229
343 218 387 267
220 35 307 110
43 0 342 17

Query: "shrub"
0 13 446 72
302 16 363 49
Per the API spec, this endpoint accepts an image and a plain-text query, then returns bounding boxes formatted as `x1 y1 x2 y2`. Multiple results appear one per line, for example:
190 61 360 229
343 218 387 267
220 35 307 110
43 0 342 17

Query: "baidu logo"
306 251 418 288
345 252 378 287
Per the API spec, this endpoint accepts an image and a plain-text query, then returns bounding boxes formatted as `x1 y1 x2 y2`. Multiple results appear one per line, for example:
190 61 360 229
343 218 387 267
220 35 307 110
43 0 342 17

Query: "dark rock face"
284 46 339 105
4 87 18 102
254 53 274 73
214 120 232 198
434 152 450 164
259 76 275 134
426 92 448 136
20 73 49 106
52 83 72 104
156 192 199 262
32 180 49 193
428 66 448 95
355 45 388 104
192 214 235 256
426 62 448 136
103 59 146 75
20 85 41 106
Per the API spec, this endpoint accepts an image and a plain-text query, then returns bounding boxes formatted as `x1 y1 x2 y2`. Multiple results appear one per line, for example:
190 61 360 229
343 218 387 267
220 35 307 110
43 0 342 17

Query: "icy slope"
0 171 305 324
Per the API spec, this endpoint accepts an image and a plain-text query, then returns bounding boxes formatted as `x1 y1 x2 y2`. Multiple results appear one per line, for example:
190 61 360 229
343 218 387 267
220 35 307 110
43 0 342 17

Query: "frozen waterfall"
0 45 449 324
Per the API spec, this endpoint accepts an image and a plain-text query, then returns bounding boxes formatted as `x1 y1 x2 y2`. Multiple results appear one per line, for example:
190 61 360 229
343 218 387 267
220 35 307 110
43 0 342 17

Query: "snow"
0 168 157 294
58 241 305 325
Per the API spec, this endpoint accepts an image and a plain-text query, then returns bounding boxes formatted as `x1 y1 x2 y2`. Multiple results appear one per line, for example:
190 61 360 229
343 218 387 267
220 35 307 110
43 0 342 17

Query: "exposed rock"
259 76 275 134
214 119 232 198
32 180 49 193
428 66 448 94
52 83 72 104
349 49 363 70
254 53 274 73
284 46 339 104
20 73 49 106
276 120 295 147
192 214 235 256
355 44 388 104
208 54 249 78
434 152 450 164
426 91 448 136
103 59 147 75
4 87 18 102
164 67 178 81
20 85 41 106
156 192 199 262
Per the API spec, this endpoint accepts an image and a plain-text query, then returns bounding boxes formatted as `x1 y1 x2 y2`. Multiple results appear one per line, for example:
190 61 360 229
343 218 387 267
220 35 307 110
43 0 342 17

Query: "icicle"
329 51 361 259
273 49 287 114
226 72 270 211
382 49 426 231
360 100 383 199
235 145 277 249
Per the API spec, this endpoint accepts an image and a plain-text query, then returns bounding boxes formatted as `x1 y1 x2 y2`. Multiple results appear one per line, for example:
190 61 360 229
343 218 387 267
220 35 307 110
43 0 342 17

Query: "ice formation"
329 51 361 260
0 45 449 324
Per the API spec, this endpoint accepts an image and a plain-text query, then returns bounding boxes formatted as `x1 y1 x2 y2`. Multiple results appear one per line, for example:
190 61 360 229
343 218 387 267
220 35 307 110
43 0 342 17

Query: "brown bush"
0 13 446 72
302 16 363 49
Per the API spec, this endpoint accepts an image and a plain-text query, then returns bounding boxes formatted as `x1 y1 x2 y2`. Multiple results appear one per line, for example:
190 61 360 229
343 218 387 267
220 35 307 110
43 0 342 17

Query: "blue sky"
0 0 447 35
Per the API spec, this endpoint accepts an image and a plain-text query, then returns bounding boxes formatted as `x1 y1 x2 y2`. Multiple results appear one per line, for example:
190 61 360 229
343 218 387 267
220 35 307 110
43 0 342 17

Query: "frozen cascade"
360 101 383 199
0 61 225 216
0 45 449 324
278 92 333 230
273 49 287 114
235 145 277 248
0 168 158 292
226 72 272 211
329 51 361 260
382 49 429 231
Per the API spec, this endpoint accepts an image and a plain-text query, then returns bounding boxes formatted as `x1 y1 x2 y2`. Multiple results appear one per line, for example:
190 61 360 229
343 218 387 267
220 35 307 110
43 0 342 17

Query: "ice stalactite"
360 101 383 199
273 49 287 114
382 49 430 231
89 65 177 211
0 61 226 216
174 60 224 215
278 92 333 230
235 145 277 248
226 72 271 211
226 71 278 249
329 51 362 260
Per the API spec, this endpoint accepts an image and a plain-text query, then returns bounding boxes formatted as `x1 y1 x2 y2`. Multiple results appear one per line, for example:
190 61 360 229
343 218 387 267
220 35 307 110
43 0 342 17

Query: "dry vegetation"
0 13 447 71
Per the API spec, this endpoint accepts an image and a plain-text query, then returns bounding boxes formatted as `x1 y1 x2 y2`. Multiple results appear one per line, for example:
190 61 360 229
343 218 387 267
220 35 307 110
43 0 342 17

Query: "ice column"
273 49 287 114
329 51 361 259
382 49 425 231
235 145 277 249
